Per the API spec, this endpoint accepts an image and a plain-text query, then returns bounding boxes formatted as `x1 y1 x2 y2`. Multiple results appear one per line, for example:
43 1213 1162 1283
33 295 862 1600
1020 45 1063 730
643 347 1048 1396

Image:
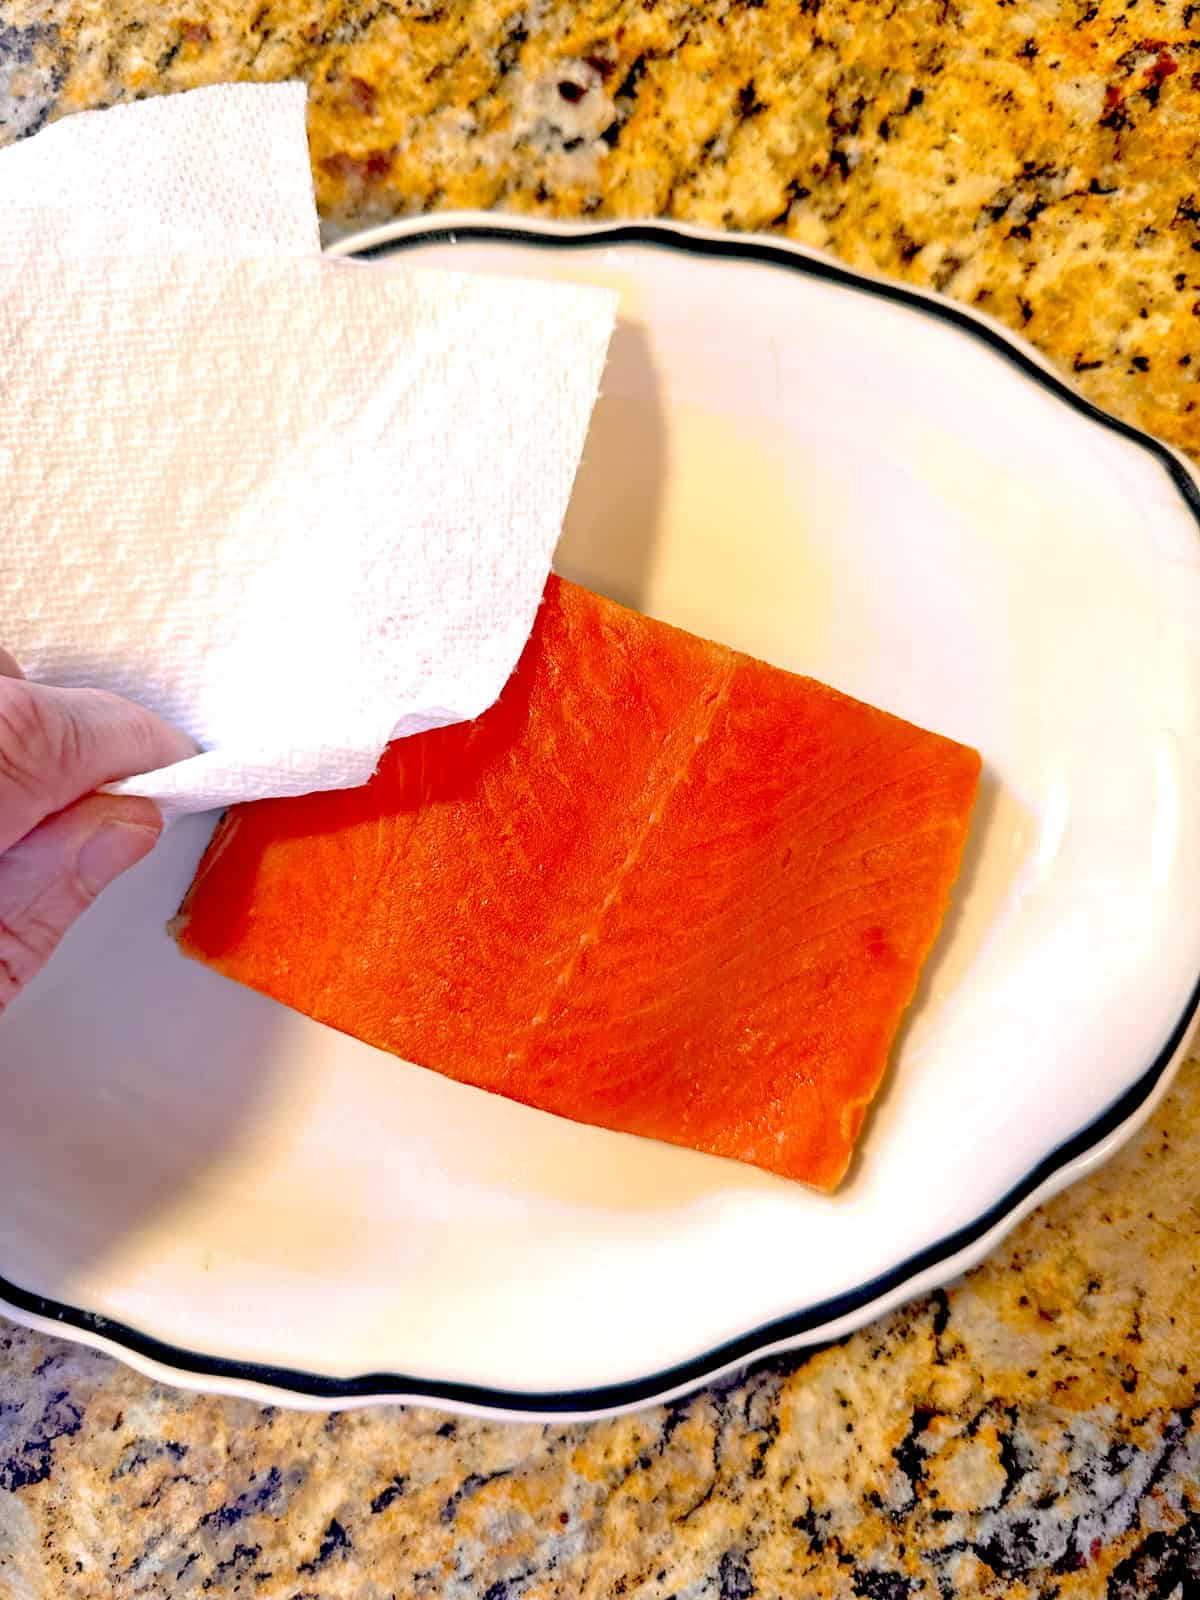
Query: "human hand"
0 648 194 1013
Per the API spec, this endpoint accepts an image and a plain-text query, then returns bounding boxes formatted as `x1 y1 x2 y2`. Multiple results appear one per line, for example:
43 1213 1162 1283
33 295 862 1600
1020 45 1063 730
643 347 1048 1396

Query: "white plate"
2 218 1198 1420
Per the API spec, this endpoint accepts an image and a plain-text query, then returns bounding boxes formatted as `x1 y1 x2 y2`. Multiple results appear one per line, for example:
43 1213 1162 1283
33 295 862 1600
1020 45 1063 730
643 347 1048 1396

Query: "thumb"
0 792 161 1013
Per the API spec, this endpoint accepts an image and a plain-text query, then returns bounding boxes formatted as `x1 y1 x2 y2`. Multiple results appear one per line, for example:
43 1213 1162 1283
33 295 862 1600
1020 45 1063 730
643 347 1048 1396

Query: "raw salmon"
174 577 980 1190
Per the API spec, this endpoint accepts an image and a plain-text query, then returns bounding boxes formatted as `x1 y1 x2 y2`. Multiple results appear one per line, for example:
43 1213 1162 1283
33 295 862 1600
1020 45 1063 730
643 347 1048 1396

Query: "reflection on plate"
1 218 1197 1419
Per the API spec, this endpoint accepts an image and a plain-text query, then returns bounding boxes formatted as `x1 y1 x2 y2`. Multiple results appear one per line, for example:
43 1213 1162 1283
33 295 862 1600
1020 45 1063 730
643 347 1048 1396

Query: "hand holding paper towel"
1 86 617 816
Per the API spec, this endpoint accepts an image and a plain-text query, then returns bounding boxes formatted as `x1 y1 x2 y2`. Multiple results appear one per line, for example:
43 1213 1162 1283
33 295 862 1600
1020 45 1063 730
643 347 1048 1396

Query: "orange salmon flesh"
173 576 980 1190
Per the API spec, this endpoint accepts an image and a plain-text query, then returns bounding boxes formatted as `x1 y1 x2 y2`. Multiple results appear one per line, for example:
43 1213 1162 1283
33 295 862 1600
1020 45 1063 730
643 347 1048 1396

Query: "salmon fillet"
173 576 980 1190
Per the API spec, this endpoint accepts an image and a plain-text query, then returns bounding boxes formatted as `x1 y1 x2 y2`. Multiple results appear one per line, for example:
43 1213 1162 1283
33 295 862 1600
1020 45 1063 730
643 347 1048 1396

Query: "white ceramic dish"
2 218 1197 1420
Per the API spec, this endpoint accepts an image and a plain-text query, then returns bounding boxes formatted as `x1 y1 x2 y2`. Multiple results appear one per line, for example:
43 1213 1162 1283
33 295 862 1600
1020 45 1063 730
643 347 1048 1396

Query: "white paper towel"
0 88 617 815
0 82 320 256
1 251 616 813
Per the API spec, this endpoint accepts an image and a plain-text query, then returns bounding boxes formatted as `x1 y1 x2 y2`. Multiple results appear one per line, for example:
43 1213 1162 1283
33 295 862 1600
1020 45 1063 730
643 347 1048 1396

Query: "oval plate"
2 217 1198 1420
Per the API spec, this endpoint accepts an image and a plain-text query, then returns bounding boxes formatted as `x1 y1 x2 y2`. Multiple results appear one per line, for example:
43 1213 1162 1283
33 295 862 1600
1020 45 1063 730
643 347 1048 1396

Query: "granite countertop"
1 2 1198 1596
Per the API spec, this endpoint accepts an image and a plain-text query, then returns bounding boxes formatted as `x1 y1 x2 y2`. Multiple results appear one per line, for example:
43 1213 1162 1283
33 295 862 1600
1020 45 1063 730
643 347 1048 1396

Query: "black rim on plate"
2 221 1197 1415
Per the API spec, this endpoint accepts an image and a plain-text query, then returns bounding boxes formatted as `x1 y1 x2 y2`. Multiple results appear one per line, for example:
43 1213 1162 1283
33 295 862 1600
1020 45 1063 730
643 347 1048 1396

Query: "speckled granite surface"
1 2 1199 1595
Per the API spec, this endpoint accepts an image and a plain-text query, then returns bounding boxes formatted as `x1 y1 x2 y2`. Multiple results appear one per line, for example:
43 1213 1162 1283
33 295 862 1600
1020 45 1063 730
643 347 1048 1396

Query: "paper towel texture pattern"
2 253 616 812
1 85 616 814
0 82 320 257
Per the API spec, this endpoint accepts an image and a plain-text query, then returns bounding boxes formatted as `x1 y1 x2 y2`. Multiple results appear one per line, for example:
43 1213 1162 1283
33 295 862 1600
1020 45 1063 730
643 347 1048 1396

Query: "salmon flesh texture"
173 576 980 1190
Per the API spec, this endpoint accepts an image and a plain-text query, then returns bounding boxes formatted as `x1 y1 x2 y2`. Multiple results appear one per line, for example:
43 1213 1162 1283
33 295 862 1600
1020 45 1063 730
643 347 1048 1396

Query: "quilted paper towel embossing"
0 86 617 815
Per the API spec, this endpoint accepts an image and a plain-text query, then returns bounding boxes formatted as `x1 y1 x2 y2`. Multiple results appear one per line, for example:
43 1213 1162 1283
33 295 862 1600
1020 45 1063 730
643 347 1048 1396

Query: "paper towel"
1 87 617 815
1 251 616 813
0 82 320 256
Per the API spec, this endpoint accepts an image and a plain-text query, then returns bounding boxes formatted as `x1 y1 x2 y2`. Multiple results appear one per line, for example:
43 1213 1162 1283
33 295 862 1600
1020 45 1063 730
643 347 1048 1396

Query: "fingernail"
77 821 159 897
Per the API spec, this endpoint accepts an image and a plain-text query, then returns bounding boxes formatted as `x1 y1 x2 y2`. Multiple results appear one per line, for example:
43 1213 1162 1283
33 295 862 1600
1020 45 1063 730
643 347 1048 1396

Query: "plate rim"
3 215 1197 1419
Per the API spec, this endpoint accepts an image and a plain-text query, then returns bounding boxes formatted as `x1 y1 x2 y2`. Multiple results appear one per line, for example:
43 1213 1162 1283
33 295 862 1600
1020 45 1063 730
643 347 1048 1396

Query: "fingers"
0 792 161 1014
0 652 192 1008
0 676 195 855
